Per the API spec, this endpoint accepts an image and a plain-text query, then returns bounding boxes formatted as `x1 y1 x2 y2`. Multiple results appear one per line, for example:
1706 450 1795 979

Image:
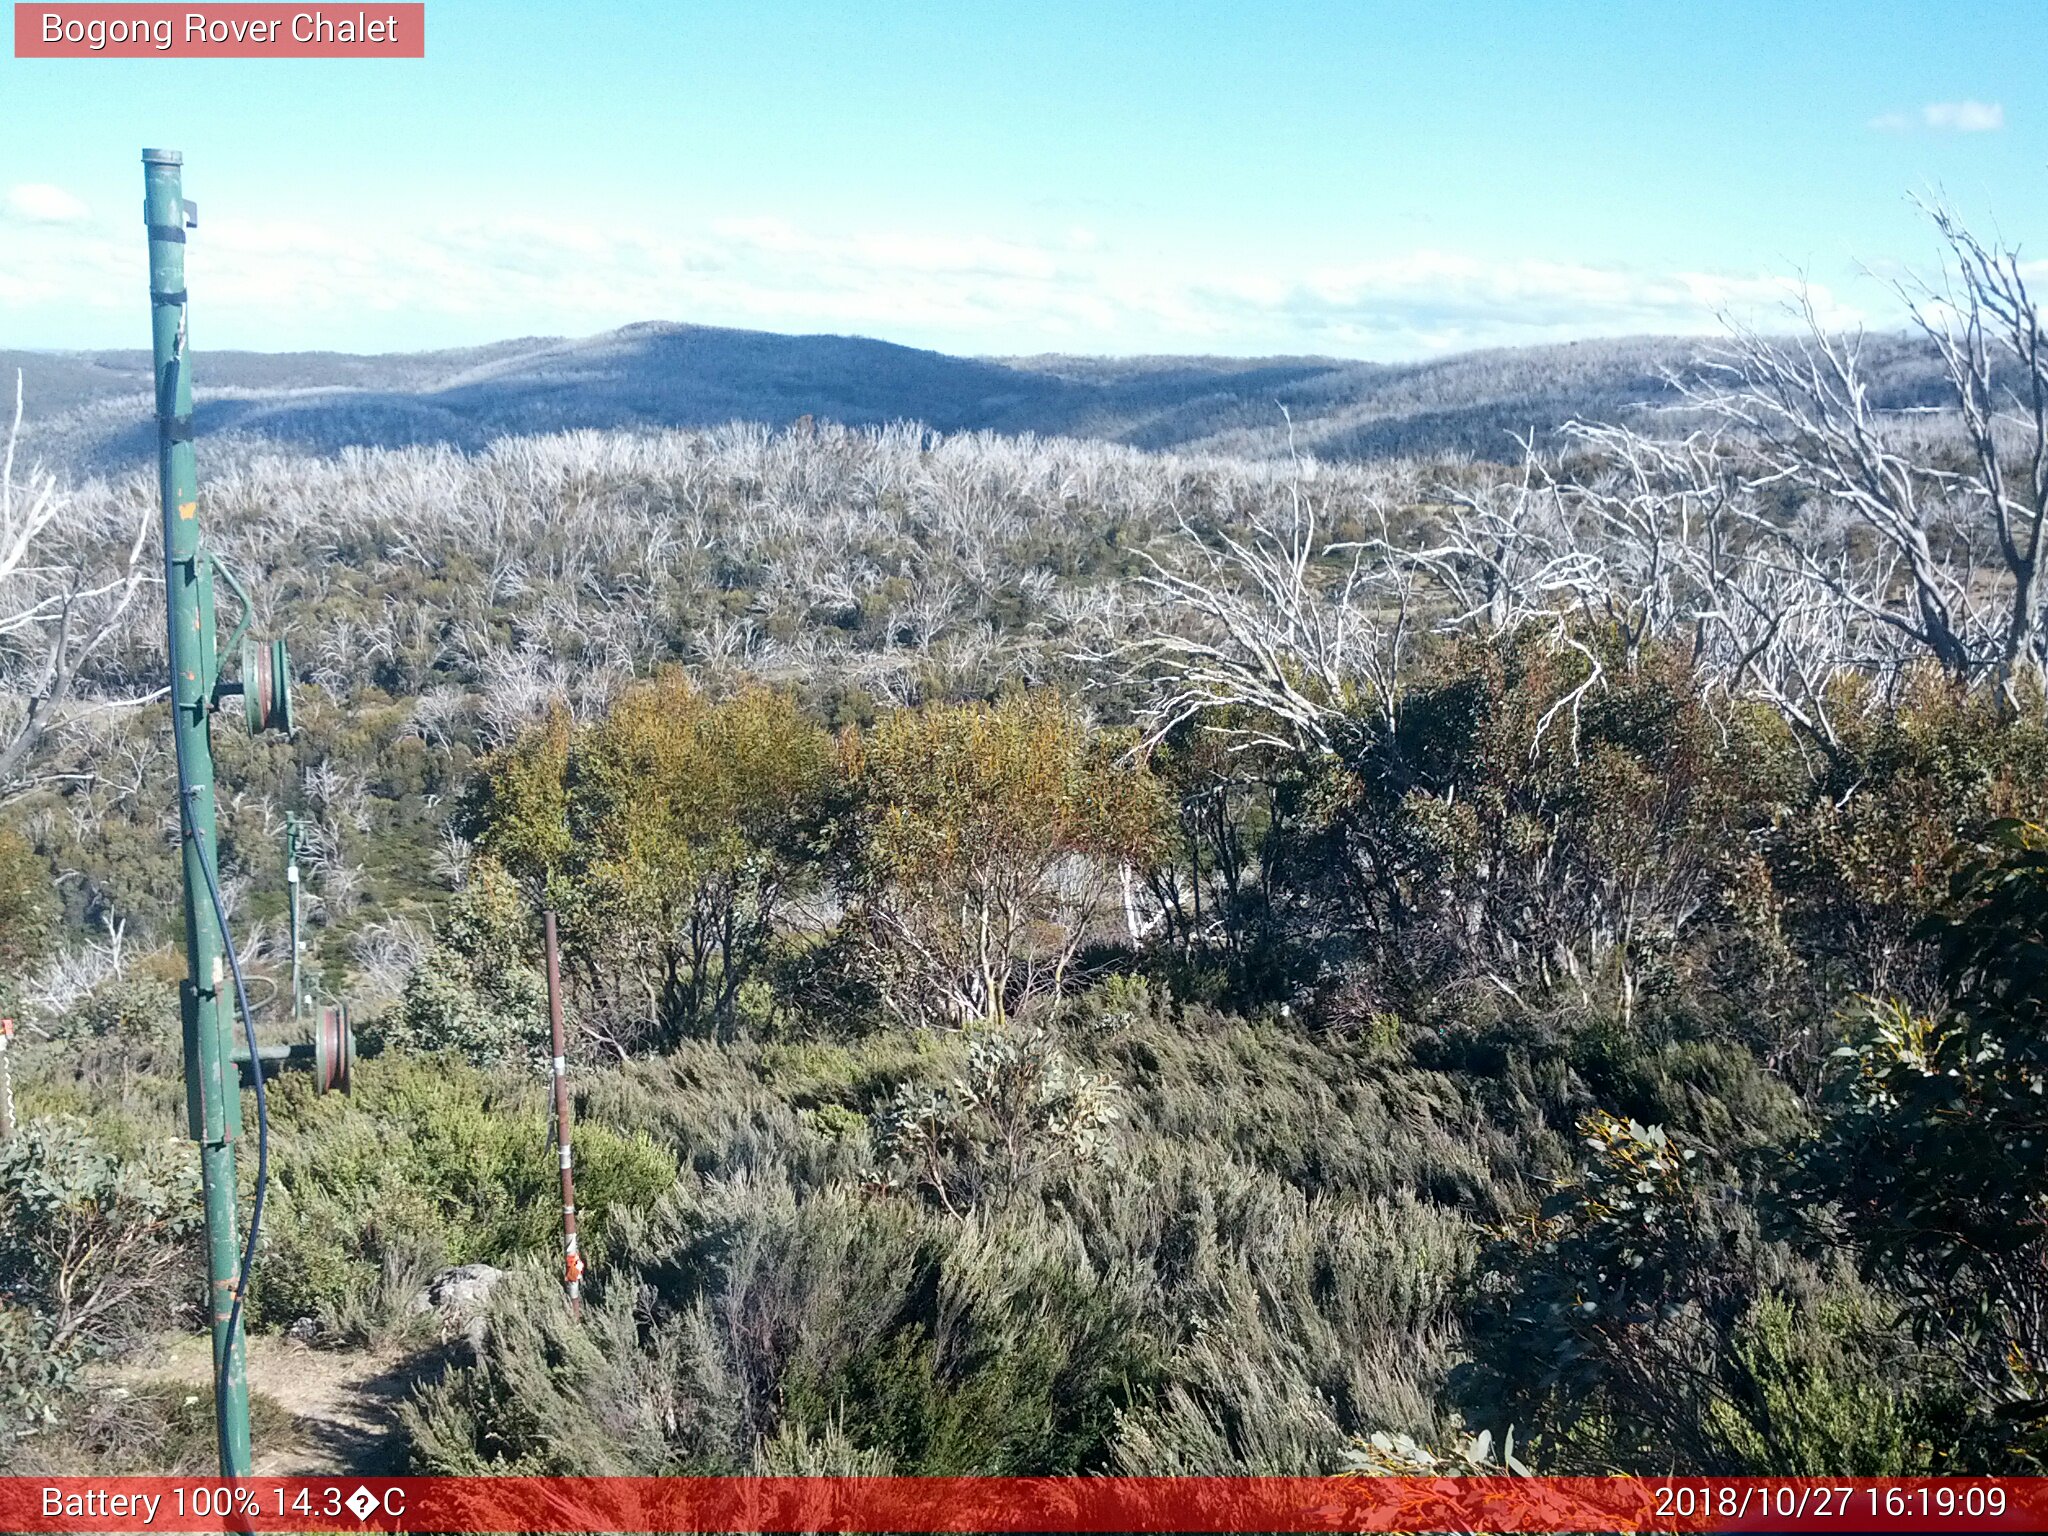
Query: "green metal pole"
287 817 303 1022
144 147 253 1478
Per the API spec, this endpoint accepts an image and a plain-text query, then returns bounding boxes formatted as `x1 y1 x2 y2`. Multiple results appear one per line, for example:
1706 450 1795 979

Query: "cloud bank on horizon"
0 184 1880 361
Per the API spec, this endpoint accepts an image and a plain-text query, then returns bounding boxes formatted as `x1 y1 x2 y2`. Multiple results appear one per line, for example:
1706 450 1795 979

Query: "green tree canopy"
464 672 840 1047
841 691 1168 1029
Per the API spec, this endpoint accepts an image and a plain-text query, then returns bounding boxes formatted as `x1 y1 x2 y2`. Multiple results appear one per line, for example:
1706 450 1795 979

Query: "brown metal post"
541 911 582 1316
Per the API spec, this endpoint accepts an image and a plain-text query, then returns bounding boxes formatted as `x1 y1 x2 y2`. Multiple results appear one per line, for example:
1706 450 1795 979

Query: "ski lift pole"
144 147 252 1477
287 817 303 1022
542 912 583 1315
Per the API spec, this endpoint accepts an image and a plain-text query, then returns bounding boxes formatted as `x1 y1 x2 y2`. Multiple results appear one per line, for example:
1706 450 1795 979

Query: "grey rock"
408 1262 506 1317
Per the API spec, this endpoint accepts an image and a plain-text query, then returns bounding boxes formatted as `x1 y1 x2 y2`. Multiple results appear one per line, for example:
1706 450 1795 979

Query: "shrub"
248 1055 676 1335
5 1378 300 1475
841 691 1169 1029
0 1118 200 1430
1072 971 1158 1037
871 1026 1120 1215
0 822 57 1017
1801 819 2048 1465
466 675 840 1048
387 859 549 1065
409 1177 1161 1475
407 1008 1494 1479
63 974 181 1043
1271 636 1790 1028
1466 1109 1948 1472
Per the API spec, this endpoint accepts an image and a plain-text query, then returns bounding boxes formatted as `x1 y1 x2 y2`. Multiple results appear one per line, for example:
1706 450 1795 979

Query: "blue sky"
2 0 2043 357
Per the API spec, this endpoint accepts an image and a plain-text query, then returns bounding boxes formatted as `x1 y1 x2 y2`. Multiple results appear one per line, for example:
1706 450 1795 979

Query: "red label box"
2 1476 2045 1533
14 3 424 56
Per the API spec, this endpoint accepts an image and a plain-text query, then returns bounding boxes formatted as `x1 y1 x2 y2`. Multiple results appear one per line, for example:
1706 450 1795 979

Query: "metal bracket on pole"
209 550 253 670
205 552 294 733
231 1004 353 1096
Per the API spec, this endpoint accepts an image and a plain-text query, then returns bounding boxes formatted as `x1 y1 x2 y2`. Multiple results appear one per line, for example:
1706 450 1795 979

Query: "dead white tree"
1909 202 2048 698
1406 441 1602 637
0 374 157 796
1677 205 2048 705
1558 419 1880 755
1119 475 1410 756
1395 446 1621 755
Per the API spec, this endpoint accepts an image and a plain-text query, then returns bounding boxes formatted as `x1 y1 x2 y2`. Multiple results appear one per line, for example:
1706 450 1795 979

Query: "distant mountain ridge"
3 320 1954 473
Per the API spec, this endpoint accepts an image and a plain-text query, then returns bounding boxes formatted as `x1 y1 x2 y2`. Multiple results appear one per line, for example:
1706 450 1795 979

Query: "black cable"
181 785 270 1428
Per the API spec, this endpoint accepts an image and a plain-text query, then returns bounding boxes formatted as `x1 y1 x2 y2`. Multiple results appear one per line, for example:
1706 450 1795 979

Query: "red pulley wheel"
240 635 294 735
314 1003 353 1094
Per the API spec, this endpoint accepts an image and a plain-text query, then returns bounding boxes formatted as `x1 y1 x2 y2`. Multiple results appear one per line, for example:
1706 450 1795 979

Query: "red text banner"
1 1476 2042 1533
14 4 424 57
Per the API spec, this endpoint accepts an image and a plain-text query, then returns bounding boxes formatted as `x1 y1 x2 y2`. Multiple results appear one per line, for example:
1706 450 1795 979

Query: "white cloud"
0 203 1875 360
1188 252 1863 352
1923 100 2004 131
4 183 90 224
1872 100 2005 133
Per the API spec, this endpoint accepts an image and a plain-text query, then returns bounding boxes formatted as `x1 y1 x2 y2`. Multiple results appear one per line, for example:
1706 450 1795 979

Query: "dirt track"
123 1334 432 1474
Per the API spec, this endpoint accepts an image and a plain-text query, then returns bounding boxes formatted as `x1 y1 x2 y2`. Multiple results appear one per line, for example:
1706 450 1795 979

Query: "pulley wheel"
314 1003 353 1095
240 635 294 735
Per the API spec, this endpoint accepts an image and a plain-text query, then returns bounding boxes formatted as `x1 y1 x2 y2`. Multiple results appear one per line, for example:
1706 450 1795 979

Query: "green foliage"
247 1054 676 1334
1802 819 2048 1461
0 1118 200 1430
1239 636 1797 1035
10 970 188 1140
28 420 2048 1478
468 673 840 1047
61 973 181 1043
410 1177 1160 1475
0 822 58 1014
404 1008 1493 1477
1470 1109 1952 1472
842 691 1170 1028
387 858 548 1065
1713 1295 1954 1474
1074 971 1158 1036
1762 677 2048 1055
872 1026 1121 1214
463 706 576 884
3 1377 302 1476
1470 1111 1752 1464
456 684 1166 1044
1158 639 2048 1094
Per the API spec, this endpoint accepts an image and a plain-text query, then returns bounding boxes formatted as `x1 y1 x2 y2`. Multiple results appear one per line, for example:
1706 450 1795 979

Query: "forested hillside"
3 323 1961 474
4 217 2046 1477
